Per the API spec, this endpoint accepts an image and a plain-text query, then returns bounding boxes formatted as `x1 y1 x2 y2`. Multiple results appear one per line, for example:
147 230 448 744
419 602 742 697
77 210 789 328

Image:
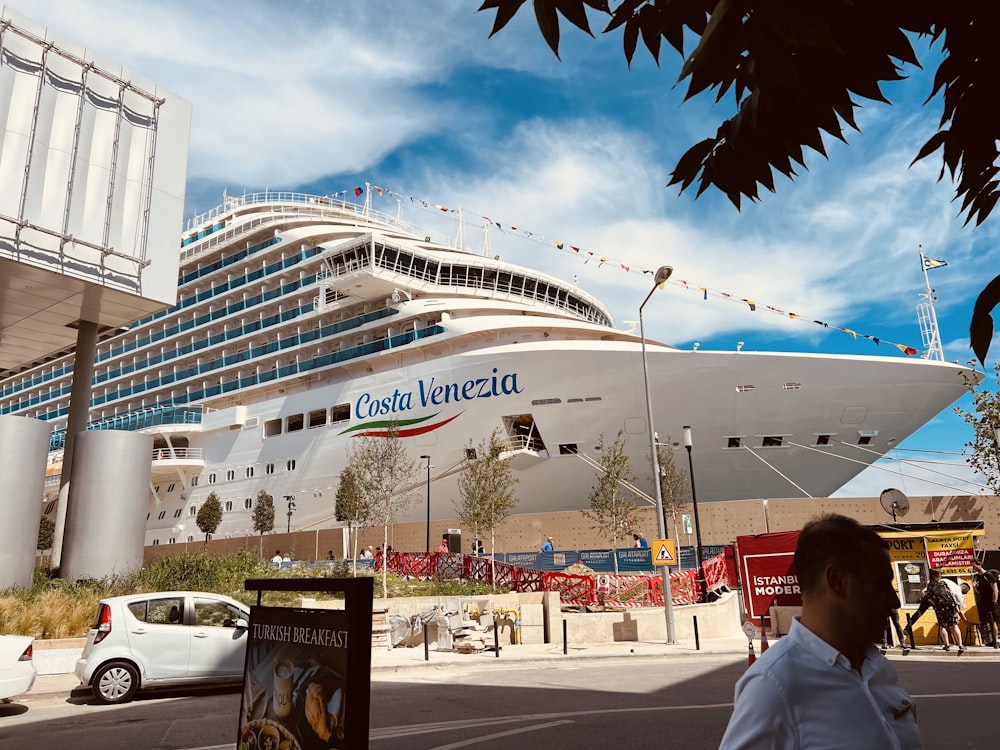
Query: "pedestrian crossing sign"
652 539 677 566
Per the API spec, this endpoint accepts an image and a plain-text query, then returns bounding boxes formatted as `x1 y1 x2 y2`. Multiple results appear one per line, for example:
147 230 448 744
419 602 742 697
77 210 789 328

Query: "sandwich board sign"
240 576 373 749
651 539 677 566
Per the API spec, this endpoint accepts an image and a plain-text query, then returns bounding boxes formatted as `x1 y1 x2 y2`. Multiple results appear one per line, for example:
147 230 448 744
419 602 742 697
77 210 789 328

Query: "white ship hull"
145 339 967 544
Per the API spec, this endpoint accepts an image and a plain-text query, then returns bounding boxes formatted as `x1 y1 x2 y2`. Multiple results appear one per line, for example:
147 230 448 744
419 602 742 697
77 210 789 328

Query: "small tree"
656 440 691 567
455 428 519 578
335 465 372 574
252 490 276 558
37 515 55 552
584 430 641 573
954 363 1000 493
196 492 223 544
345 422 418 598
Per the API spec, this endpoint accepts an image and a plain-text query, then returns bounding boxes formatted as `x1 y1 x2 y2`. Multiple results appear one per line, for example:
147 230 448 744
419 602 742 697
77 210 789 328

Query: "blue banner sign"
616 548 655 572
579 549 614 569
507 552 541 569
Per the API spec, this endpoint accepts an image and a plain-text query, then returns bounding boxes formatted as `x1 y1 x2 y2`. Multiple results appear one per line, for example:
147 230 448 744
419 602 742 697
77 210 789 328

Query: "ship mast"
917 245 944 361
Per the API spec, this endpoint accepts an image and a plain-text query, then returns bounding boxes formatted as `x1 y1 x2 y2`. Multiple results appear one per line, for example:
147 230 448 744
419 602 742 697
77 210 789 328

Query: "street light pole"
683 425 708 602
640 265 677 644
284 494 296 534
420 455 431 553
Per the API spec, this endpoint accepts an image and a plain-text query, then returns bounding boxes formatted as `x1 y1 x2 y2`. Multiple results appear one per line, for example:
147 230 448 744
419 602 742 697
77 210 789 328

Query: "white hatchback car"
0 635 36 701
76 591 250 704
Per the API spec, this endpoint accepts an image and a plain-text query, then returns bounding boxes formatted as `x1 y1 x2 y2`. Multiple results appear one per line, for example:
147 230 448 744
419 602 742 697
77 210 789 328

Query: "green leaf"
971 275 1000 366
555 0 594 36
479 0 529 39
534 0 562 59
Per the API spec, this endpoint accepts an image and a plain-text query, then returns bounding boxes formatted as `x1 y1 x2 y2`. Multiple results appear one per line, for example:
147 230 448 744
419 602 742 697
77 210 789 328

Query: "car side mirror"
234 618 249 630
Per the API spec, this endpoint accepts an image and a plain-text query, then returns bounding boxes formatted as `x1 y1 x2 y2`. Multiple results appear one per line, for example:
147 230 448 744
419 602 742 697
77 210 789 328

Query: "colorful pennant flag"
333 181 925 359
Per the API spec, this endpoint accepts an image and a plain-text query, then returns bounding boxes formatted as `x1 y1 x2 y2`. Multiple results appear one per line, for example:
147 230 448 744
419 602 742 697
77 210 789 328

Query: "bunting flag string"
325 183 922 357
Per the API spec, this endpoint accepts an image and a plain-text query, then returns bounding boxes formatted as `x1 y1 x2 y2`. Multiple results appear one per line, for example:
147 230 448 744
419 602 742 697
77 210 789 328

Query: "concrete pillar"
0 415 53 588
61 430 153 581
52 319 98 569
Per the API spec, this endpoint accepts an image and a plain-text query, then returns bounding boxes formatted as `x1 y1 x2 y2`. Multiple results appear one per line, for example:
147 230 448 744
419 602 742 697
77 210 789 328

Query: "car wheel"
92 661 139 704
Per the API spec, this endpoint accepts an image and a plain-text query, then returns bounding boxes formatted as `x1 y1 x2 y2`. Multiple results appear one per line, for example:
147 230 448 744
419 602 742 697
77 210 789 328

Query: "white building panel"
0 5 193 369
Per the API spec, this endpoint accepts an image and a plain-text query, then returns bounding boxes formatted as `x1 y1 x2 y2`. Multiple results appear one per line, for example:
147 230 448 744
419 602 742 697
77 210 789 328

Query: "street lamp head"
420 454 430 459
683 425 692 448
654 265 673 286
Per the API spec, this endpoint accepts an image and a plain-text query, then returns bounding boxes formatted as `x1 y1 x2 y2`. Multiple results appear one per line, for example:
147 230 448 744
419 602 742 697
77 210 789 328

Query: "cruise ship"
2 192 972 546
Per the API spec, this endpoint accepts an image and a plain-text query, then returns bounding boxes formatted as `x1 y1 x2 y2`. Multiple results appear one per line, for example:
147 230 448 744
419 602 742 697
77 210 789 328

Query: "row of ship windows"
264 405 351 437
150 495 259 521
188 459 298 487
724 433 873 448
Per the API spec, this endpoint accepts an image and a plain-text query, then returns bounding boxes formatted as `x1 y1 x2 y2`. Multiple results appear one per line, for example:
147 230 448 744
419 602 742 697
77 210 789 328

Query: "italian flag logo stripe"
338 412 462 437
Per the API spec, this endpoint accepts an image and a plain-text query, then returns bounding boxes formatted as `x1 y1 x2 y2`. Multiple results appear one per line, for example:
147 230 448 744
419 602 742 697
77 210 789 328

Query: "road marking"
427 720 573 750
372 702 734 741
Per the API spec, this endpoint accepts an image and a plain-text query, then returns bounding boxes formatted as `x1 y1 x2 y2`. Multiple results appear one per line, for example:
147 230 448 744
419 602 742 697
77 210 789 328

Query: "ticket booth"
874 521 985 646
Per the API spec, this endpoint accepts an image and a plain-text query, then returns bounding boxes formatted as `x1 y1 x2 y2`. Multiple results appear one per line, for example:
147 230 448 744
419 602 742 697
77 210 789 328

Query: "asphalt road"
1 655 997 749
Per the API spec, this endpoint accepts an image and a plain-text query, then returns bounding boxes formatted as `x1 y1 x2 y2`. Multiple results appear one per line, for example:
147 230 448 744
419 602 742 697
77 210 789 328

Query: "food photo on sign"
238 606 351 750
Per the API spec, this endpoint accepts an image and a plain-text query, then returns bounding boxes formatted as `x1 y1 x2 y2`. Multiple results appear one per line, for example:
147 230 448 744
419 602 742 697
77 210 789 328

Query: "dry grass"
0 551 502 639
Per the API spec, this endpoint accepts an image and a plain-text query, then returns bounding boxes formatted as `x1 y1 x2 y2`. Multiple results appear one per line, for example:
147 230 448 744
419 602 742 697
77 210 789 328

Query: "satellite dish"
879 488 910 522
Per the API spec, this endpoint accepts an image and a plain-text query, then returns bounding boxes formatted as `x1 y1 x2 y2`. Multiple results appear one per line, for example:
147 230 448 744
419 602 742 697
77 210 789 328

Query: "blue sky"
15 0 1000 499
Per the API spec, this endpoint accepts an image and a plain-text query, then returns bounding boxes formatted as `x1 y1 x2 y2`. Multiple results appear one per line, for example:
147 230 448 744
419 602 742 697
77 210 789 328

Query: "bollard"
423 622 429 662
494 620 500 658
693 615 701 651
563 619 568 655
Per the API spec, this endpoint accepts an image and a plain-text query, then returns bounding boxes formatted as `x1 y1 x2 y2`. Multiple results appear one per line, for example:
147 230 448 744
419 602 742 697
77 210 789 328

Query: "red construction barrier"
382 550 730 607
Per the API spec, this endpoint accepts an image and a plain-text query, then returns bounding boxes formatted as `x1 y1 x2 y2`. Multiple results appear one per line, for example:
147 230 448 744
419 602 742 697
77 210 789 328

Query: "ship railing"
151 447 204 462
182 191 451 256
499 435 545 453
48 405 204 452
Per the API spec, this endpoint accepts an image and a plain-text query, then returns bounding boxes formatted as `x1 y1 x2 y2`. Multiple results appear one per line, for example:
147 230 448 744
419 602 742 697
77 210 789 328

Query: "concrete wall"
559 591 742 644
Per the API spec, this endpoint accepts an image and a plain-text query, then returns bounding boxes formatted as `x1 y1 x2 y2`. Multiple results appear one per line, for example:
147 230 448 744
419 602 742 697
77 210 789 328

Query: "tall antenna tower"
917 245 945 361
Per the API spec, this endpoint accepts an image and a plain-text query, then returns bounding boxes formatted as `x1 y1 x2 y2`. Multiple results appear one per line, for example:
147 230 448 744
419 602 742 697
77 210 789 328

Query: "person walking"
540 536 554 552
882 604 910 654
972 558 999 648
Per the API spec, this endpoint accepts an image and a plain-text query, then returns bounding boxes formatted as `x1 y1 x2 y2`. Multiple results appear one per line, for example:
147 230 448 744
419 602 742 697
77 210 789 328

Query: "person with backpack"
911 569 965 653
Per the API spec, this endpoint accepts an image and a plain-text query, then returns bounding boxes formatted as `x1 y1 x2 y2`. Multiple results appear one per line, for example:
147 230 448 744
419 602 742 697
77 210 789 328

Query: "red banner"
736 531 801 623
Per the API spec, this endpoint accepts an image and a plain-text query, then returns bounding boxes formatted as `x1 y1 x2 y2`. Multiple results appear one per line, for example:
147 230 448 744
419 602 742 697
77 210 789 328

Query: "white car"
0 635 36 701
75 591 250 704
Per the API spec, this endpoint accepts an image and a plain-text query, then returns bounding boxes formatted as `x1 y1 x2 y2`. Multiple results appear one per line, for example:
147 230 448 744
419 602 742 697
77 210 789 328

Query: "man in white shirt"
270 549 283 564
720 514 922 749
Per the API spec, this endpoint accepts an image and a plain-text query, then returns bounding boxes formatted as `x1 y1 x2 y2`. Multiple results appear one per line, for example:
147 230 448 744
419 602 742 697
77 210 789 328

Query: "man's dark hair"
794 514 886 595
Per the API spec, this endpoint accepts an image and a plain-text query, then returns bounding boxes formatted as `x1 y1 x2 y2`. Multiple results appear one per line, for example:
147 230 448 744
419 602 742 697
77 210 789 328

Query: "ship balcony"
151 447 205 469
498 435 549 467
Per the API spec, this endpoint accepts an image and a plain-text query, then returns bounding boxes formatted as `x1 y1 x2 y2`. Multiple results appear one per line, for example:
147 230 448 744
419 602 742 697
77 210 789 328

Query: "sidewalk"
27 635 1000 699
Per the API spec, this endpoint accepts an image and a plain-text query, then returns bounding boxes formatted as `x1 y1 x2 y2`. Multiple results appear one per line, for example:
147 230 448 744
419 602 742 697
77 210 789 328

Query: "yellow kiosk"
874 521 985 646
